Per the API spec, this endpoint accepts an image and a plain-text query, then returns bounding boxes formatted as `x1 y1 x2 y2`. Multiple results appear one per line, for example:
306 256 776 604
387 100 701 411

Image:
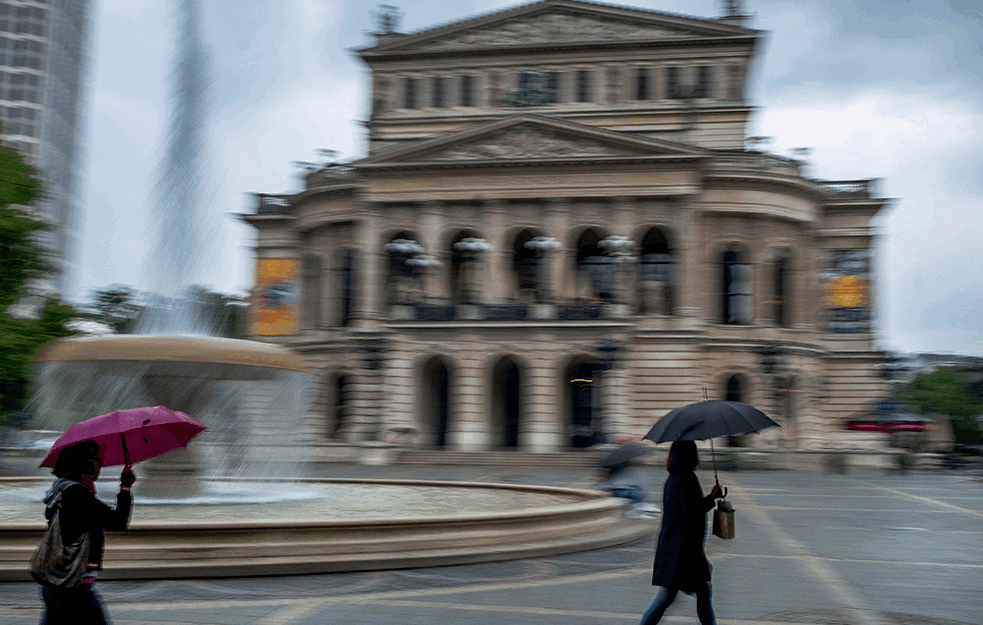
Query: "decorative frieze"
418 13 690 50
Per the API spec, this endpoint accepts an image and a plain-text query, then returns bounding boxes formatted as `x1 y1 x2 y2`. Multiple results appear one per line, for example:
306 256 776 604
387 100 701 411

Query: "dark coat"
43 480 132 570
651 468 716 593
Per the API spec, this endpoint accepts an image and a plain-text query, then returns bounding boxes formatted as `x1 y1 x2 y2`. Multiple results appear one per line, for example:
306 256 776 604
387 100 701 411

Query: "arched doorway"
491 357 521 448
574 228 613 302
329 374 350 440
421 357 450 447
566 360 599 448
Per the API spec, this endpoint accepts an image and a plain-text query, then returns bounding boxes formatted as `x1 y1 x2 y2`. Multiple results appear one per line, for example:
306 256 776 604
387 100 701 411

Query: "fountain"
0 0 649 581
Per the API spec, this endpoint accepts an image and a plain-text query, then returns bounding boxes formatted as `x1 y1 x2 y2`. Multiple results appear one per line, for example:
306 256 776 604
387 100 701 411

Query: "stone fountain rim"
0 477 620 531
32 335 308 372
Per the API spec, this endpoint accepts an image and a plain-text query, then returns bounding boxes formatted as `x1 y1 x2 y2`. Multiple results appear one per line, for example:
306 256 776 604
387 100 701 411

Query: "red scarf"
79 474 97 495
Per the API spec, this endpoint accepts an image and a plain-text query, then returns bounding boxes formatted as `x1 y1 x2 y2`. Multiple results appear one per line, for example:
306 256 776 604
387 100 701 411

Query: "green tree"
84 284 143 333
0 145 77 419
899 366 983 445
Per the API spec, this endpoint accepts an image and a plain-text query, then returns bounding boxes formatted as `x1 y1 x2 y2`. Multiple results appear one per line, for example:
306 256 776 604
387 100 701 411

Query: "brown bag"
28 498 91 588
712 499 735 540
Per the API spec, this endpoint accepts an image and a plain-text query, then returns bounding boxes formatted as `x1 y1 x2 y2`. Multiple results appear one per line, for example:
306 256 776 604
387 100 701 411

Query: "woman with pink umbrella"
31 405 205 624
35 440 136 624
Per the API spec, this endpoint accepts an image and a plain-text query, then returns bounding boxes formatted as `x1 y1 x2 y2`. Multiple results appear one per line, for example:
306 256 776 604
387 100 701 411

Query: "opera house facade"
243 0 891 452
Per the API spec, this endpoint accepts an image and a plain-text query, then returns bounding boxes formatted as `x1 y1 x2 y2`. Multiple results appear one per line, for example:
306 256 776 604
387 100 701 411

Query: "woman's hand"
120 467 137 490
709 484 724 499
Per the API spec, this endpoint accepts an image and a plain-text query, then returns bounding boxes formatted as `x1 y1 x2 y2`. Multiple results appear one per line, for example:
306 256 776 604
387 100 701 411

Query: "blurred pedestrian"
35 440 136 625
602 462 659 518
641 441 723 625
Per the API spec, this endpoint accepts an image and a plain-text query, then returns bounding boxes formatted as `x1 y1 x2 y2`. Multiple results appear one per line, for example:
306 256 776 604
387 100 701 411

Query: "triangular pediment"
357 115 706 167
363 0 755 55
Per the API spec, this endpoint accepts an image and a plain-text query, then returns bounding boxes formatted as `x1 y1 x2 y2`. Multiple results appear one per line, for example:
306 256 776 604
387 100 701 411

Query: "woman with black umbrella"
640 440 723 625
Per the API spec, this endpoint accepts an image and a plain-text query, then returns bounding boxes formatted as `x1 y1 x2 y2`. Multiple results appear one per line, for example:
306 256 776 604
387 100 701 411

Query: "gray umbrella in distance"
601 442 653 469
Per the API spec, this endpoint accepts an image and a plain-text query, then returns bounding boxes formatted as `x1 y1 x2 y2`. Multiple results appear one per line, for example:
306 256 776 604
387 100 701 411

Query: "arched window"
384 231 423 307
512 229 539 300
301 254 322 330
337 249 356 326
721 246 752 324
771 253 790 327
639 227 673 315
492 356 521 448
575 228 613 302
329 374 350 440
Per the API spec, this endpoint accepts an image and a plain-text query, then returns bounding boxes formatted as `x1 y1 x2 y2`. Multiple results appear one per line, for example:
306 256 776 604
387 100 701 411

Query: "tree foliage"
84 284 143 334
0 145 78 418
899 367 983 444
0 146 44 311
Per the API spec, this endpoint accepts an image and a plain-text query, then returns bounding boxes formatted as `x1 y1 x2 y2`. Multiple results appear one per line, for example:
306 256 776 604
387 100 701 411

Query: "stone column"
449 334 487 450
675 197 702 322
593 338 623 443
544 199 569 302
521 346 564 452
418 201 443 302
483 199 509 302
355 204 383 326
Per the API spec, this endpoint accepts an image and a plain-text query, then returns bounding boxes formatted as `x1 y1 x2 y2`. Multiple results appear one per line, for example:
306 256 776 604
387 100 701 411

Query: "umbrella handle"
121 433 131 468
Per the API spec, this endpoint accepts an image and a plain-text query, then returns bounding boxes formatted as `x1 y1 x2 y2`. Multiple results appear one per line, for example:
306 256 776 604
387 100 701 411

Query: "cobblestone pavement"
0 465 980 625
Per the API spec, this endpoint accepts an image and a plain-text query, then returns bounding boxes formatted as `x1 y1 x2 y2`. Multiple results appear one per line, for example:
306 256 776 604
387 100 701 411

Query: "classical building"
243 0 892 452
0 0 91 299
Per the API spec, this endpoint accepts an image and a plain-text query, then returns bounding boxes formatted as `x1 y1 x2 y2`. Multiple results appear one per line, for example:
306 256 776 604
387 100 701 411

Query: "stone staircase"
392 449 604 468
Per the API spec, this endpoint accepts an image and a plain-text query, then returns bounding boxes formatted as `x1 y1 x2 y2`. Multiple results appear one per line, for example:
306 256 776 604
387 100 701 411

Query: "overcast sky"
76 0 983 356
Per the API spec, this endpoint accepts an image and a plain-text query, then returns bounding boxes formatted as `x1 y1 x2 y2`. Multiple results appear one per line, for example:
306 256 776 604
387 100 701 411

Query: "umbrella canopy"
643 400 780 444
601 442 652 469
40 406 206 468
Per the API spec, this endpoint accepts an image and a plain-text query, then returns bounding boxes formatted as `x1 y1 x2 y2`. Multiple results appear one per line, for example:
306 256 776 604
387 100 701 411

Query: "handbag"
28 495 91 588
712 498 736 540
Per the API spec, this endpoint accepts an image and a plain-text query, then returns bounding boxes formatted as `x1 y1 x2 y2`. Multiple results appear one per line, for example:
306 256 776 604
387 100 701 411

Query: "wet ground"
0 464 980 625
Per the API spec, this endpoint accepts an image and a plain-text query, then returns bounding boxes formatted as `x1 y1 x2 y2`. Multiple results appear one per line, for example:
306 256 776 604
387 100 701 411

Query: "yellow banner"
251 258 299 335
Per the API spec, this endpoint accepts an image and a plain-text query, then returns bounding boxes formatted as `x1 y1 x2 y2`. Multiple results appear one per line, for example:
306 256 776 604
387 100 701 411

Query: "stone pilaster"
483 199 509 302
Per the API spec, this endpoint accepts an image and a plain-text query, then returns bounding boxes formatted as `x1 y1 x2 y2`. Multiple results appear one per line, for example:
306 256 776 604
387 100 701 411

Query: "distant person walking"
36 440 136 625
641 441 722 625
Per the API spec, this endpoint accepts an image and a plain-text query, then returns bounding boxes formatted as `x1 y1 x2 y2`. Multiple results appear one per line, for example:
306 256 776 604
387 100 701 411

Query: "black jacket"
650 468 715 593
44 480 132 570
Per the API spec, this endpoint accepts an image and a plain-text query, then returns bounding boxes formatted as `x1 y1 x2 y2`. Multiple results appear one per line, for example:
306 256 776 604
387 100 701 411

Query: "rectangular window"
666 66 679 99
633 68 648 100
696 65 713 99
459 75 474 107
402 77 418 109
576 70 591 103
431 76 446 108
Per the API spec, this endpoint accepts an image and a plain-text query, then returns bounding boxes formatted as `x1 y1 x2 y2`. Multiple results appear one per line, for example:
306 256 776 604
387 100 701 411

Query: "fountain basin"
0 478 651 580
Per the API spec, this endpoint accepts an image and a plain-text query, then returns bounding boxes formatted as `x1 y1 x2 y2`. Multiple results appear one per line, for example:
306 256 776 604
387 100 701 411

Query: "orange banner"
251 258 299 335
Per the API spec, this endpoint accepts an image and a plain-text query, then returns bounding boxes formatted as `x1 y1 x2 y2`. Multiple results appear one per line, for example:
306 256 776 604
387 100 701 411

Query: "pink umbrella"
39 406 207 468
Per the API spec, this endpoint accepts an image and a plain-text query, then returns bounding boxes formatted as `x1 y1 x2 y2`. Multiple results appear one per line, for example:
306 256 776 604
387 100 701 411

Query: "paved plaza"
0 464 980 625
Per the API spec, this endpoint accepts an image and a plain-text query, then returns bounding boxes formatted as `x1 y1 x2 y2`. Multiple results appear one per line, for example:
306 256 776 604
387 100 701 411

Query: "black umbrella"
643 399 780 487
601 442 652 469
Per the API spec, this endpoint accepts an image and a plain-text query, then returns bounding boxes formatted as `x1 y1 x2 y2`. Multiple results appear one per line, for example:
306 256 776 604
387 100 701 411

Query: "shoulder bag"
28 495 91 587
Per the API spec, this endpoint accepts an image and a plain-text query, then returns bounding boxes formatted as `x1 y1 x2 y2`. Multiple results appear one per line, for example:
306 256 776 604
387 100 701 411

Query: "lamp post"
593 338 623 445
359 334 388 442
384 239 425 305
453 237 492 304
524 235 560 303
599 235 636 305
405 252 441 304
757 341 786 446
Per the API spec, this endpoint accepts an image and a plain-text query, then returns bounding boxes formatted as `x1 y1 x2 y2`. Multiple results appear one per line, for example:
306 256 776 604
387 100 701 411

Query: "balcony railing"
253 193 291 214
817 179 877 199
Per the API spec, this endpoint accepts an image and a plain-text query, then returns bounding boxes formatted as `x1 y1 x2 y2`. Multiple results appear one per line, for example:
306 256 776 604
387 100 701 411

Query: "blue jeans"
611 485 644 505
40 583 110 625
640 582 715 625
